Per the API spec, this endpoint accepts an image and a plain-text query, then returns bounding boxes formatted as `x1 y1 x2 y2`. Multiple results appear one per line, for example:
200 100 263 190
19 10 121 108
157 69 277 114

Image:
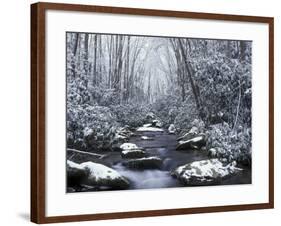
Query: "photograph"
66 32 252 192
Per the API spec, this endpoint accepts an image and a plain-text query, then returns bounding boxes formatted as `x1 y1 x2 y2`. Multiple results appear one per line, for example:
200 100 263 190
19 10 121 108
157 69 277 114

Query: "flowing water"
112 130 251 190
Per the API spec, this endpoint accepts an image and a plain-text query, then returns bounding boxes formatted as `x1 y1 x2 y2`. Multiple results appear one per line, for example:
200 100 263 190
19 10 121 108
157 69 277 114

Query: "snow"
209 148 217 157
136 156 162 161
143 124 152 128
152 119 162 127
83 127 93 136
177 129 198 141
120 142 146 157
67 160 125 181
80 161 122 180
141 136 153 140
175 159 242 182
136 127 164 132
115 134 127 140
178 135 203 145
122 149 145 155
67 160 84 170
168 124 176 134
120 143 138 150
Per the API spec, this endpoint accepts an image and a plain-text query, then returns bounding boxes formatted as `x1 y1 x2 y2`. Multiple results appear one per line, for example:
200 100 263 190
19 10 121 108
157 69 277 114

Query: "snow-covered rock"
120 143 146 158
67 160 129 189
152 119 162 128
177 126 198 141
120 143 138 150
208 148 217 157
136 127 164 132
168 124 176 134
67 160 89 187
123 156 163 169
176 134 206 150
172 159 242 185
146 112 156 121
114 126 134 142
121 150 147 158
141 136 154 140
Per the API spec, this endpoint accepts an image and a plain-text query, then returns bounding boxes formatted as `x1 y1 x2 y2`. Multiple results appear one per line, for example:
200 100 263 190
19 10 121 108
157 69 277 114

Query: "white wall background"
0 0 279 225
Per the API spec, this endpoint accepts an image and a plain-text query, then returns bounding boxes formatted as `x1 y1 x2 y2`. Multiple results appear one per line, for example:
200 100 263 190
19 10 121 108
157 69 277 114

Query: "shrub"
110 103 151 128
67 104 119 151
173 102 199 134
206 123 251 166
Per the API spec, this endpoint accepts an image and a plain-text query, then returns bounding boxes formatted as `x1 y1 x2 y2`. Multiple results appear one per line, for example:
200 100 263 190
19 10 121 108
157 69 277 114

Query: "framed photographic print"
31 2 274 223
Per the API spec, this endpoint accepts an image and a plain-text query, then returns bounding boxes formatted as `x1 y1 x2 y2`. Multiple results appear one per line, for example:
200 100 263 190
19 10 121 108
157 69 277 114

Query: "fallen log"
67 148 107 159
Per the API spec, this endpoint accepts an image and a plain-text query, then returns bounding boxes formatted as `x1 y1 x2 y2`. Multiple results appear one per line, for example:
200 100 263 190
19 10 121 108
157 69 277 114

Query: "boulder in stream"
168 124 176 134
114 126 134 142
171 159 242 185
136 126 164 132
120 143 147 158
121 150 147 158
67 160 130 190
152 119 162 128
123 156 163 169
67 160 89 187
176 134 206 150
141 136 154 140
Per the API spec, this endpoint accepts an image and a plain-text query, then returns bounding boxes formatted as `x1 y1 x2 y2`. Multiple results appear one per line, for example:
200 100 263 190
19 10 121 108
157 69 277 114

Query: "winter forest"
66 32 252 192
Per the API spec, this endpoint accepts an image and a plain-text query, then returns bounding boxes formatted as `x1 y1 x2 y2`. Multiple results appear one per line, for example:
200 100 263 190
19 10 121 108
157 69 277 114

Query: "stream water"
111 130 251 190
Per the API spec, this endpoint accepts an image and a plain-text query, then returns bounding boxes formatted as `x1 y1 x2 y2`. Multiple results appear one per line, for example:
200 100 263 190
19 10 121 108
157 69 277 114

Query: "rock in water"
120 143 138 150
67 160 130 190
81 161 130 189
168 124 176 134
120 143 146 158
67 160 89 188
123 157 163 169
136 126 164 132
176 134 206 150
141 136 154 140
152 119 162 128
172 159 242 185
115 126 134 142
121 150 147 158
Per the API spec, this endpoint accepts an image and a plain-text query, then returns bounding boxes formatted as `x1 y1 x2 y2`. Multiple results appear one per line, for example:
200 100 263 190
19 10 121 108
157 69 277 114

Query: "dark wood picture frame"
31 2 274 224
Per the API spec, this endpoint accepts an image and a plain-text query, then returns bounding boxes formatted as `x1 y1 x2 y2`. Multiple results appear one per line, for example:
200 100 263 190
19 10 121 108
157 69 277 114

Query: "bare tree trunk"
125 36 130 103
92 35 97 86
240 41 246 61
147 71 151 103
177 39 204 119
233 79 241 131
73 33 79 56
84 34 89 82
226 40 232 58
108 36 113 88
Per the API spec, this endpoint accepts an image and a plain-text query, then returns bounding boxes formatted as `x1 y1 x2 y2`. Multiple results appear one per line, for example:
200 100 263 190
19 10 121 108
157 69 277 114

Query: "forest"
66 32 252 192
